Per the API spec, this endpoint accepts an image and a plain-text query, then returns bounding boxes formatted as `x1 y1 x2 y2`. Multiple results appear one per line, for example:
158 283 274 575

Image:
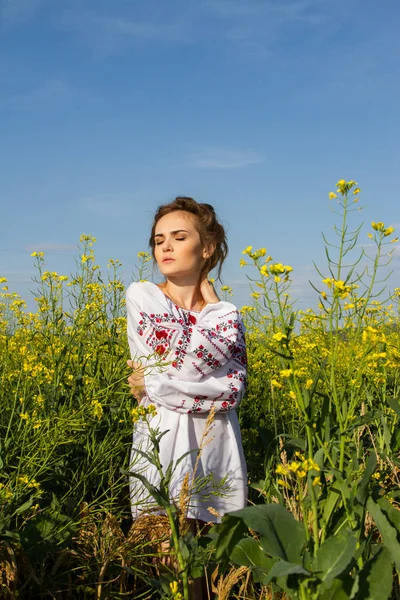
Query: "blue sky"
1 0 399 310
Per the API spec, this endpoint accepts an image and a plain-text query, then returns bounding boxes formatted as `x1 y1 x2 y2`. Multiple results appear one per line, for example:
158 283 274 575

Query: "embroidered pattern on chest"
136 311 182 359
171 311 197 370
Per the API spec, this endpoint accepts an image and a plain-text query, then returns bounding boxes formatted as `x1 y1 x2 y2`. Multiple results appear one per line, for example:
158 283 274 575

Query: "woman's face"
153 211 210 281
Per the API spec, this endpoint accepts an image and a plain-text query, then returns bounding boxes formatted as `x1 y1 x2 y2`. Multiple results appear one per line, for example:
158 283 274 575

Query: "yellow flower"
20 412 29 420
240 259 248 267
305 379 313 389
367 232 373 239
280 369 293 378
313 476 321 487
0 277 7 283
276 464 289 476
271 379 283 388
289 391 296 400
274 276 281 283
353 188 361 195
336 179 346 186
91 399 103 419
371 221 385 232
242 246 253 255
170 582 179 594
328 192 337 200
272 331 287 342
384 226 394 237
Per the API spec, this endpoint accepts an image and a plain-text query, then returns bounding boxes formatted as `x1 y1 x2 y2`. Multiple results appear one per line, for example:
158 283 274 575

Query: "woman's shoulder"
126 281 167 310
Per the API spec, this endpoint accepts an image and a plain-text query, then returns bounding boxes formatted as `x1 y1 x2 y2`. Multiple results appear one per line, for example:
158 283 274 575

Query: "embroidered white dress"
126 281 248 523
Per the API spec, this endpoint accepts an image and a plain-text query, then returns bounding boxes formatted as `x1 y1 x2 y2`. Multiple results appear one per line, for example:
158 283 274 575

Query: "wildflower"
277 479 291 489
313 477 321 487
371 221 385 232
328 192 337 200
384 226 394 237
280 369 293 378
276 464 289 476
367 233 373 239
242 246 253 255
272 331 287 342
305 379 313 389
251 292 261 299
0 277 7 283
271 379 283 388
289 391 296 400
20 412 29 420
274 276 281 283
240 259 247 267
91 399 103 419
260 265 269 277
353 188 361 195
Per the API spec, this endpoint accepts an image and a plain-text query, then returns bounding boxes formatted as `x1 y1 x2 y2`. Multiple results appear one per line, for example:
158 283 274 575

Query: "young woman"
126 197 247 523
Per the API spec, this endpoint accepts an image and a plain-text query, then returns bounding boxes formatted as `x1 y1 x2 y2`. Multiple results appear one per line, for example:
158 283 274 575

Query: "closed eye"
154 237 186 245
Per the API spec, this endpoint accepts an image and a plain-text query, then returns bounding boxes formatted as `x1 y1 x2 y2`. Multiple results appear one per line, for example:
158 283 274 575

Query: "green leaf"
127 471 170 508
313 531 357 585
213 516 247 562
352 547 392 600
231 537 272 568
322 484 341 530
367 497 400 571
387 397 400 418
14 496 34 515
318 576 353 600
263 559 309 585
377 496 400 536
356 453 377 505
227 504 305 564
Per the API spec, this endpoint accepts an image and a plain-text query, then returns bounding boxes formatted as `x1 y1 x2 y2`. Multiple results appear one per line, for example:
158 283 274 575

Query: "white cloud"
187 147 264 170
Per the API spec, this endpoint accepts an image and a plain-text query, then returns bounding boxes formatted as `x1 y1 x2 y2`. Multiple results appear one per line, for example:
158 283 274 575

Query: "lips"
162 258 175 263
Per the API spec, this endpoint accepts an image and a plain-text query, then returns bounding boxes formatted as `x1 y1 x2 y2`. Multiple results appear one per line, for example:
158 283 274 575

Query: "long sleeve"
126 282 247 413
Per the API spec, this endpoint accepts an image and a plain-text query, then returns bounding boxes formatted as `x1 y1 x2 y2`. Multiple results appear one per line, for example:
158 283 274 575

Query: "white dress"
126 281 248 523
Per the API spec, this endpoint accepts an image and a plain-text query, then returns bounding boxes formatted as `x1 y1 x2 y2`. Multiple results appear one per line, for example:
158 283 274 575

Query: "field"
1 180 400 599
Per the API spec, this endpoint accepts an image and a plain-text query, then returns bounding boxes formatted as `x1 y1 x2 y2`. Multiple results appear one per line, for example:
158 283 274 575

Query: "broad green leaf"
377 496 400 536
352 547 392 600
213 516 247 561
367 497 400 571
263 559 309 585
229 504 306 564
313 531 357 585
230 537 273 568
318 576 353 600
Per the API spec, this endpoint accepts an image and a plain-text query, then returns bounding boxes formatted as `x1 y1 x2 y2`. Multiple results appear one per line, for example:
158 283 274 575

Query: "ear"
203 243 216 259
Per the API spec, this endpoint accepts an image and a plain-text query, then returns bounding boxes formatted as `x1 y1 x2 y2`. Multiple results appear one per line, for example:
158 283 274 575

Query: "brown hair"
149 197 228 280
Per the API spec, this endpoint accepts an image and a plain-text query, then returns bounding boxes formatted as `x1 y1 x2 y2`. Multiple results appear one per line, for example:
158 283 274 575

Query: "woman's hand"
200 275 220 305
127 360 146 403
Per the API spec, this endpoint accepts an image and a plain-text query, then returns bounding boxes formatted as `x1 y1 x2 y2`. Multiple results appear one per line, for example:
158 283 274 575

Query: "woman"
126 197 247 523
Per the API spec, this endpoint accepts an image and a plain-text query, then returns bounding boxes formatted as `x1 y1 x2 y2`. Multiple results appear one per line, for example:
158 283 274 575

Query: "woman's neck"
160 280 205 312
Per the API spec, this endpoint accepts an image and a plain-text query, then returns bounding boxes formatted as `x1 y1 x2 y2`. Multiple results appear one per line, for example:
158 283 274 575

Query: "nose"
162 238 173 252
